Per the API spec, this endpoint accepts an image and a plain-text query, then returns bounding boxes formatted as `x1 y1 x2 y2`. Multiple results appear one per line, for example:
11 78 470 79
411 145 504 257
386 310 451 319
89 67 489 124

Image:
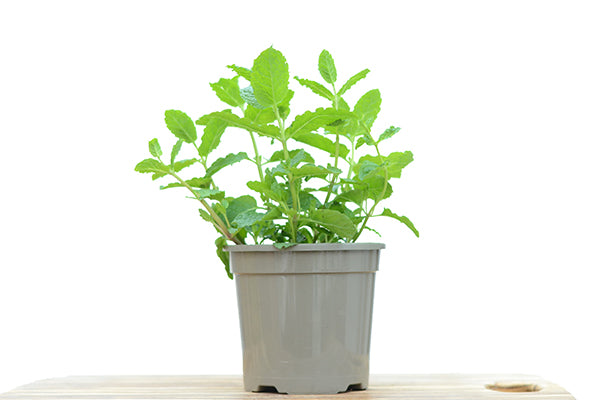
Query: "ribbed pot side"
226 243 384 395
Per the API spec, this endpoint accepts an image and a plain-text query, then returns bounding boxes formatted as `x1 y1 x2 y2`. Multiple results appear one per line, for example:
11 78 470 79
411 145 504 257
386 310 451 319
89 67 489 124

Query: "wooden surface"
0 375 575 400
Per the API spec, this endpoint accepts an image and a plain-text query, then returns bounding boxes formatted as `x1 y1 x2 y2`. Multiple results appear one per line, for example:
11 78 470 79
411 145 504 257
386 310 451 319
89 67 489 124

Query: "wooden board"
0 375 575 400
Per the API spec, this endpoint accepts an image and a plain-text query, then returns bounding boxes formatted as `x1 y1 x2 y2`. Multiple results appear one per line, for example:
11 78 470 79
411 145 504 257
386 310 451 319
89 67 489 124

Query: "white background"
1 1 599 399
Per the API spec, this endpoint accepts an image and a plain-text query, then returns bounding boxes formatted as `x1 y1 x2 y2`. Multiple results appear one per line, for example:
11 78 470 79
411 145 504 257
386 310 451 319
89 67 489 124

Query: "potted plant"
135 47 418 394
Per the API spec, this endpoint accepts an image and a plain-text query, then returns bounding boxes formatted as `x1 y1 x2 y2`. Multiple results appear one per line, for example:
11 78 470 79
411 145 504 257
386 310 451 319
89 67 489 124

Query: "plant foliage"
136 47 418 278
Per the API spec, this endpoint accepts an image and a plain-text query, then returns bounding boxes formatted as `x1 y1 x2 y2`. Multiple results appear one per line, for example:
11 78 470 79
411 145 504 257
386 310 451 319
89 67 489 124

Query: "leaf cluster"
135 47 418 278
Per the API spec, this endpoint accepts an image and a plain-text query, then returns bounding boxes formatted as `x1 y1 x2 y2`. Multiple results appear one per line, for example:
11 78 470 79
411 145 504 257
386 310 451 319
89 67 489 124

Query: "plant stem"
274 105 298 242
352 132 387 242
170 170 242 244
248 131 264 182
324 85 341 204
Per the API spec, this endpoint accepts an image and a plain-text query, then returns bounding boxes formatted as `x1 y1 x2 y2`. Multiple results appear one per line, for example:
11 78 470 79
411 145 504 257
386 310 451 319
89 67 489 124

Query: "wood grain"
0 375 575 400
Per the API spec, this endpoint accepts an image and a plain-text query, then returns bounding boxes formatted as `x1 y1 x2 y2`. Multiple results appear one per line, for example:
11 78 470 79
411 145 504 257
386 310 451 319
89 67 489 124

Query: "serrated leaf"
160 176 212 190
135 158 169 175
292 132 349 158
357 160 380 180
199 113 229 157
270 149 315 165
247 180 283 203
245 105 276 124
380 209 420 237
309 209 356 239
215 236 232 279
251 47 290 107
378 126 401 143
294 76 334 100
172 158 197 172
354 89 381 130
240 86 266 109
205 152 249 177
290 164 332 179
165 110 197 143
195 188 225 201
148 138 162 158
318 50 337 84
198 208 212 222
386 151 414 178
171 139 183 165
297 191 322 211
196 111 280 140
334 189 367 206
226 195 257 223
364 175 393 200
232 209 265 228
227 64 252 81
285 107 354 139
210 77 244 107
338 68 370 96
289 149 313 167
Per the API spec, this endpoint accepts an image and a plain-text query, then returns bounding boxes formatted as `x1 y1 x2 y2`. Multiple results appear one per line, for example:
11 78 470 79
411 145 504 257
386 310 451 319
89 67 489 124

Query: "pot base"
246 376 368 394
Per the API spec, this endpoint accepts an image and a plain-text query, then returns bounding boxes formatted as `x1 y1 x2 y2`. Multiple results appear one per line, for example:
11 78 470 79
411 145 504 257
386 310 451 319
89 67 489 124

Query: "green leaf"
165 110 197 143
297 191 322 211
292 132 349 158
294 77 334 100
269 149 313 164
160 177 212 190
171 139 183 165
232 209 265 228
290 164 333 179
227 64 252 81
338 68 370 96
245 105 276 124
289 149 314 167
240 86 266 109
210 77 244 107
355 135 375 149
198 208 212 222
386 151 414 178
251 47 290 107
195 188 225 201
354 89 381 130
318 50 337 84
380 209 420 237
378 126 400 143
357 160 380 180
226 195 257 223
334 189 367 206
215 236 232 279
285 107 354 139
309 209 356 239
199 113 229 157
247 180 283 203
135 158 169 175
205 152 249 177
196 111 280 140
364 175 393 200
172 158 197 172
274 242 297 249
148 138 162 158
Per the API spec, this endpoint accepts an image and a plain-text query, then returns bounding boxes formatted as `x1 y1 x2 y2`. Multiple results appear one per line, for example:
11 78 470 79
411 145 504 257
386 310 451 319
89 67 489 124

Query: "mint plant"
135 47 418 278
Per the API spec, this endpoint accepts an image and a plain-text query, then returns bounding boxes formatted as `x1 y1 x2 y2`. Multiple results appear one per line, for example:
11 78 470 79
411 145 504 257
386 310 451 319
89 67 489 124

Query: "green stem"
352 131 387 242
324 85 342 204
170 170 242 245
274 105 298 242
248 130 264 182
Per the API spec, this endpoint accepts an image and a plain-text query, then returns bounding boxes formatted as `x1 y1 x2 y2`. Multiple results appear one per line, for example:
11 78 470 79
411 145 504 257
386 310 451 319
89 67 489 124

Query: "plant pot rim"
224 242 385 253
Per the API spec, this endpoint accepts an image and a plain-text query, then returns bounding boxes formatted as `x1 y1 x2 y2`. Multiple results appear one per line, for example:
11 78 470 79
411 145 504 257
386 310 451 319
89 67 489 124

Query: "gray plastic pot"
226 243 384 394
